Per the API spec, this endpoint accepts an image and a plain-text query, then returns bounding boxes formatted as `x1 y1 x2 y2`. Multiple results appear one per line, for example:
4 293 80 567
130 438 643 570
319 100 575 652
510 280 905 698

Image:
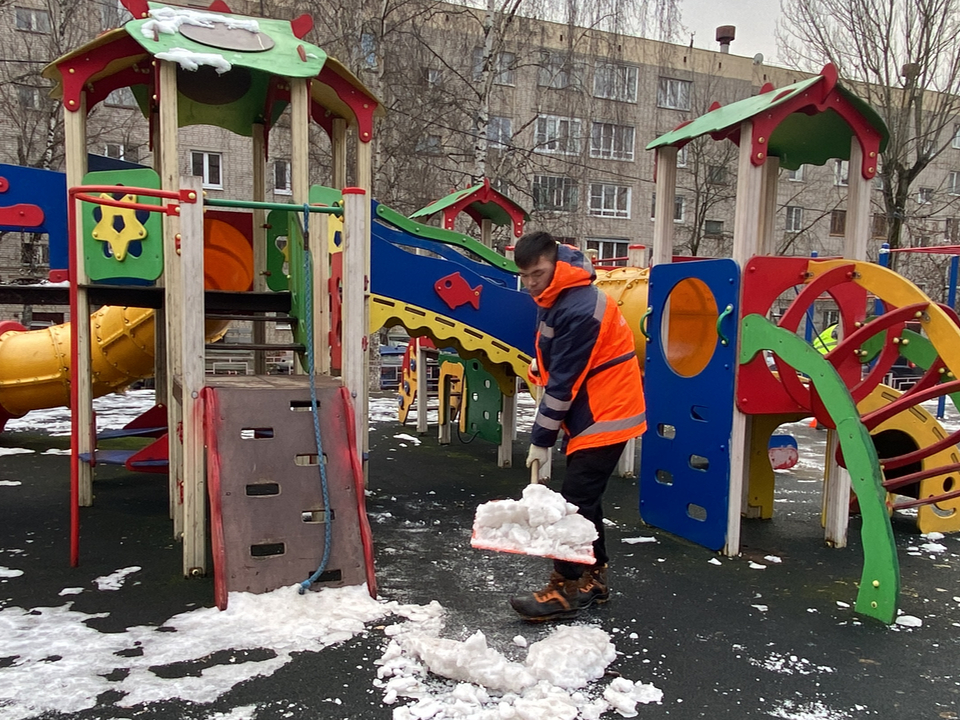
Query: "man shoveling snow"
501 232 647 622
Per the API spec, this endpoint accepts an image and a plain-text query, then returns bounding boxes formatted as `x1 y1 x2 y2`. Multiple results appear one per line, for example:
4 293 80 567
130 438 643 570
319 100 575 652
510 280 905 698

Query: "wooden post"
651 146 678 267
480 218 492 248
416 338 428 435
157 60 183 537
355 137 374 474
617 437 637 477
824 138 872 547
341 187 368 469
151 114 168 406
628 244 647 268
757 156 780 256
252 123 268 375
726 121 765 557
65 93 93 508
438 372 452 445
332 118 348 188
498 389 515 467
178 175 207 577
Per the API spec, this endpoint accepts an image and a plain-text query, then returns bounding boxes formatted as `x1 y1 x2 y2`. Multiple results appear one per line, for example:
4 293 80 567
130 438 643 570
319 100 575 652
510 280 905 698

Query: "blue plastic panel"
639 259 740 550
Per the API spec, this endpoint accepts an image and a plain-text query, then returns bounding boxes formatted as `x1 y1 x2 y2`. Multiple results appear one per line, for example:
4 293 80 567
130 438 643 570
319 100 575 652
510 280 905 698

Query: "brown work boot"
509 571 584 622
578 564 609 607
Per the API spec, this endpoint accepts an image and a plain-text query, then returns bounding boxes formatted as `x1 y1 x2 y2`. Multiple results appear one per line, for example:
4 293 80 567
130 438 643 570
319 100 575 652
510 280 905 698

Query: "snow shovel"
469 459 597 563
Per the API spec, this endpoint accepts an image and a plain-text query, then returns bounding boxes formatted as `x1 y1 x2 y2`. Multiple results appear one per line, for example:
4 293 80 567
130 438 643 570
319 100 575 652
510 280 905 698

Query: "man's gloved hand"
525 444 551 482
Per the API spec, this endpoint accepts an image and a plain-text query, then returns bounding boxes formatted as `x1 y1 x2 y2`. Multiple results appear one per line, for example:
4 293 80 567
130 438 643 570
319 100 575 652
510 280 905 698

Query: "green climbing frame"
739 314 900 624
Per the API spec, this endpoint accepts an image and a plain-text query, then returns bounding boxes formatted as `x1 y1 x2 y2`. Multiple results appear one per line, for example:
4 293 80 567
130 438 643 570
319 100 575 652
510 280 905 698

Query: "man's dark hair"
514 231 558 269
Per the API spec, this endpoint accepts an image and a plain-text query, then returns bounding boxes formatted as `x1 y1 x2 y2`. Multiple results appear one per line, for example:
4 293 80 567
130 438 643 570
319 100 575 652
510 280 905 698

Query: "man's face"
518 254 556 297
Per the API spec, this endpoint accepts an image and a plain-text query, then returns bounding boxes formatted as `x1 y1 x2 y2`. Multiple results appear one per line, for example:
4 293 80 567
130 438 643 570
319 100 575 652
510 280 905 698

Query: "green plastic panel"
740 314 900 624
461 357 502 444
81 168 163 283
265 208 290 292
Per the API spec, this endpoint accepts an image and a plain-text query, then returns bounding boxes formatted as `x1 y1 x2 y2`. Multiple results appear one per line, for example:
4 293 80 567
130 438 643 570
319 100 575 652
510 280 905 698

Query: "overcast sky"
680 0 782 66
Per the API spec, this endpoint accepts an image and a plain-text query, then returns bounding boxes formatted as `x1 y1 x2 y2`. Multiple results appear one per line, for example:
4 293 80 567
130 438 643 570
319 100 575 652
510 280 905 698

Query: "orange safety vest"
528 245 646 454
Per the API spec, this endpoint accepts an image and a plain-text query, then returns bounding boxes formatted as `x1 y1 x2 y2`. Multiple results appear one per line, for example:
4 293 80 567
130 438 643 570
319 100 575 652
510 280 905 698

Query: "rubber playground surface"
1 393 959 720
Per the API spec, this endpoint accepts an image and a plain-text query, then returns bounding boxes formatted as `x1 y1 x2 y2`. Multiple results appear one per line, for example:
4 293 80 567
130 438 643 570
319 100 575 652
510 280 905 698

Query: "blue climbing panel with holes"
639 259 740 551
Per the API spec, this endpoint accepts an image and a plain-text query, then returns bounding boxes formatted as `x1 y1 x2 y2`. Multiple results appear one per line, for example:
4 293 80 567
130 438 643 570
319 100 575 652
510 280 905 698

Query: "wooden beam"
726 121 765 557
498 390 515 468
617 437 637 477
480 218 492 248
252 124 267 375
844 139 872 261
158 60 183 538
651 146 678 267
758 156 780 256
342 187 368 469
178 175 207 576
355 138 373 475
64 93 93 507
332 118 347 188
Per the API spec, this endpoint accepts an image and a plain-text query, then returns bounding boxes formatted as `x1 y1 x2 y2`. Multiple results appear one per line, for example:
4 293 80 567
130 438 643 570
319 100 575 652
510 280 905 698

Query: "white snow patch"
0 584 399 718
512 635 528 648
155 47 231 73
764 555 783 563
749 561 767 570
752 604 769 612
94 566 141 591
58 587 84 596
42 448 71 455
0 448 34 456
767 699 852 719
621 536 657 544
921 531 945 541
471 484 597 563
603 676 664 717
0 480 23 486
393 433 422 445
0 567 24 578
708 558 722 566
919 542 947 554
141 6 260 39
895 615 922 628
750 652 835 675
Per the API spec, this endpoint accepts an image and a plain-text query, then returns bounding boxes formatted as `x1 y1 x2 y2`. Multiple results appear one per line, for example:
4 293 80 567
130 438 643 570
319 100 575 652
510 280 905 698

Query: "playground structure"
0 4 957 625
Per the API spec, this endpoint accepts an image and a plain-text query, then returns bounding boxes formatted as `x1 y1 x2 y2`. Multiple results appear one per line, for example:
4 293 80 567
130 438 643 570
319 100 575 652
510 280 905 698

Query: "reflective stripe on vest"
575 412 647 438
542 393 573 412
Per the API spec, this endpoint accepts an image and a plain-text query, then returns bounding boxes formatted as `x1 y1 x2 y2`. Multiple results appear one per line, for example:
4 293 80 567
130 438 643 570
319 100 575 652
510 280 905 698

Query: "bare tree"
777 0 960 261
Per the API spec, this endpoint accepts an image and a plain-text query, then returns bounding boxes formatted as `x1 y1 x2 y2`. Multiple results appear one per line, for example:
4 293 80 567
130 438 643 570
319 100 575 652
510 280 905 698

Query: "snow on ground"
472 484 598 563
0 582 663 720
3 389 158 436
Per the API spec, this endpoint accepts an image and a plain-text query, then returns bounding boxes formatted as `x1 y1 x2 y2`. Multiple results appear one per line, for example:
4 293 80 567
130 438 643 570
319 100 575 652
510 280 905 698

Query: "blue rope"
299 206 333 594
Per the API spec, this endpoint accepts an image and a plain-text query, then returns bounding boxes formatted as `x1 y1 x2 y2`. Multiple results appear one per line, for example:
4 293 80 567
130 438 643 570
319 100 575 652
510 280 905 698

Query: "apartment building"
2 0 959 328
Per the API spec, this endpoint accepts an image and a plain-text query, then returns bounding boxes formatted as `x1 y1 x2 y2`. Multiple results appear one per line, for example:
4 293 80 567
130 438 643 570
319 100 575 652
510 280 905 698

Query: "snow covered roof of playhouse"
646 64 888 176
42 1 383 138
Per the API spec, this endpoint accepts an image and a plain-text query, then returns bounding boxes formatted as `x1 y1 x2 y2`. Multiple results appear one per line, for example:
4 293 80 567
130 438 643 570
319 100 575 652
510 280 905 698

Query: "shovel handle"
530 458 540 484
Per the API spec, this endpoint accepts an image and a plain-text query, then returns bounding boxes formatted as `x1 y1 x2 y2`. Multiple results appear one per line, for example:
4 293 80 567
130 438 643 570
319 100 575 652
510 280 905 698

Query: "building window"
786 165 804 182
834 159 849 186
17 86 42 110
657 77 691 111
650 193 684 222
535 115 582 155
15 7 51 33
872 213 888 239
104 143 125 160
487 116 512 148
785 206 803 232
191 151 222 189
945 218 959 243
274 159 291 195
104 87 137 108
949 171 960 195
707 165 727 185
422 68 442 86
917 187 934 204
585 238 629 266
589 183 631 218
590 122 635 161
473 48 515 85
415 134 441 154
704 220 724 237
593 63 638 103
953 125 960 150
20 237 49 268
538 51 580 89
830 209 847 236
532 175 578 212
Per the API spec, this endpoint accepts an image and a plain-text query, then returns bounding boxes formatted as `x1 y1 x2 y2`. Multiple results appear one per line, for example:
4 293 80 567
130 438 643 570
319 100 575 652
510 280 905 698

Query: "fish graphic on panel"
434 272 482 311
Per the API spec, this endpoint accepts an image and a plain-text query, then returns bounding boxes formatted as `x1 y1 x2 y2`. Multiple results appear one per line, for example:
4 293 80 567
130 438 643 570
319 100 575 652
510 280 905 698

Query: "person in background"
510 231 646 622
